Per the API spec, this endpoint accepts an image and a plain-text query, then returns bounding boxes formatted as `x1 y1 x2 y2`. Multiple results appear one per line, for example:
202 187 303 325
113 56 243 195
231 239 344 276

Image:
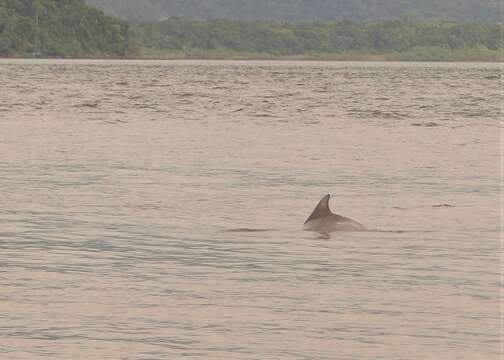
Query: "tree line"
133 17 503 56
0 0 502 60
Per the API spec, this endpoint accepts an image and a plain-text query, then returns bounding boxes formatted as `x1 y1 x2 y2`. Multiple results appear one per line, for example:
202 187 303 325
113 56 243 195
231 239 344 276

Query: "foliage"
1 1 502 61
132 17 504 60
0 0 131 57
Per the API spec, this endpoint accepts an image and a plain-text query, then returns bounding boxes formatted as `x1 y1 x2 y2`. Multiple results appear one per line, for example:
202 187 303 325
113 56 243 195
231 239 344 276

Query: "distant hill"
1 0 501 60
0 0 130 57
85 0 503 23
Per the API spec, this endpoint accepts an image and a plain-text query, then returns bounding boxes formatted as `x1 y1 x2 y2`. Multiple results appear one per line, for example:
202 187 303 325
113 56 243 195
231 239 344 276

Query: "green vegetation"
0 1 502 61
0 0 131 57
132 18 504 61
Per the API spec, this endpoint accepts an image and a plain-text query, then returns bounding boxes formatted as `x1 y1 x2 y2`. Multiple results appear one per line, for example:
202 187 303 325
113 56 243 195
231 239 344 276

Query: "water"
0 59 501 359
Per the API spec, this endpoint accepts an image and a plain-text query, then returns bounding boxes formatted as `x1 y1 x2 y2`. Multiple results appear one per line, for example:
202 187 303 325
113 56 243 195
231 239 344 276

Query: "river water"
0 60 501 359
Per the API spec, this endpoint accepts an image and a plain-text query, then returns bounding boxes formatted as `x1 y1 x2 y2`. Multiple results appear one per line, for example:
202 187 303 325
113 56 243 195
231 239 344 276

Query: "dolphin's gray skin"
303 194 367 233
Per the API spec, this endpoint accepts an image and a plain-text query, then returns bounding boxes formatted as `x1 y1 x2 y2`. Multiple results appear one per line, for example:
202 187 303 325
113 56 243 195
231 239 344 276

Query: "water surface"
0 59 501 359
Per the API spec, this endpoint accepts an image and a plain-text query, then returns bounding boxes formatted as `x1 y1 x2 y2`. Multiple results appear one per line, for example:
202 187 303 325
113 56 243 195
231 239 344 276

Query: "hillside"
132 17 504 61
1 0 501 61
0 0 130 57
85 0 503 23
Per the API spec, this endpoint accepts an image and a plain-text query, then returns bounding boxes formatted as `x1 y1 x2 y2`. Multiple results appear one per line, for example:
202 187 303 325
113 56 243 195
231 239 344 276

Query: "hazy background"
85 0 503 23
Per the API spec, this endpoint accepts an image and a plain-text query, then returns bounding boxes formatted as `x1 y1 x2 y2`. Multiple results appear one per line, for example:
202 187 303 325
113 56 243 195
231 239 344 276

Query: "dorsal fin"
304 194 332 224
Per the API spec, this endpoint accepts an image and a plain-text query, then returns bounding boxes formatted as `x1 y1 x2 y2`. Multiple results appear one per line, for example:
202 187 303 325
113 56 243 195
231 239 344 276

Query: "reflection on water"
0 60 501 359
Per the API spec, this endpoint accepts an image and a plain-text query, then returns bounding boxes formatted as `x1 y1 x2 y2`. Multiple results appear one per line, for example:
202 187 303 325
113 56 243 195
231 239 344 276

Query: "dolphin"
303 194 367 233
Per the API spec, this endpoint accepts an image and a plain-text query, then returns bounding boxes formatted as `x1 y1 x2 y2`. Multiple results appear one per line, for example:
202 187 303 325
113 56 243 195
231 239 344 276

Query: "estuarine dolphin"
303 194 367 233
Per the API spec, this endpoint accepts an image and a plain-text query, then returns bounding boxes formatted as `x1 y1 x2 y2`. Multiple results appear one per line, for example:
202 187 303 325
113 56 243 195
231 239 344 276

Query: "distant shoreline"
140 47 504 62
2 2 502 64
2 51 503 63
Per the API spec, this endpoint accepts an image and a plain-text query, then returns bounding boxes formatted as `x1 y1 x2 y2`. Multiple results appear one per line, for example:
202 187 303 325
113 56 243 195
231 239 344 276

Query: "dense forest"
0 0 502 60
0 0 129 57
86 0 503 24
133 17 504 60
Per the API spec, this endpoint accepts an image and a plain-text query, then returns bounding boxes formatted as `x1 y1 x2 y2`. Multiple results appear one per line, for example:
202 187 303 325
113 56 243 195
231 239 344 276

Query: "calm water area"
0 59 502 359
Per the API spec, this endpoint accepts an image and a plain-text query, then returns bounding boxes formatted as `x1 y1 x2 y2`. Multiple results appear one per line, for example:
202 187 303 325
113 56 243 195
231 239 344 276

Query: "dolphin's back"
304 194 367 232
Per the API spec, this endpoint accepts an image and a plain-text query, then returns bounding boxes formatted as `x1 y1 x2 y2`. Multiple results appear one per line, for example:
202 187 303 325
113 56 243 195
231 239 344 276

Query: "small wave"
432 204 455 208
411 121 440 127
224 228 274 233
